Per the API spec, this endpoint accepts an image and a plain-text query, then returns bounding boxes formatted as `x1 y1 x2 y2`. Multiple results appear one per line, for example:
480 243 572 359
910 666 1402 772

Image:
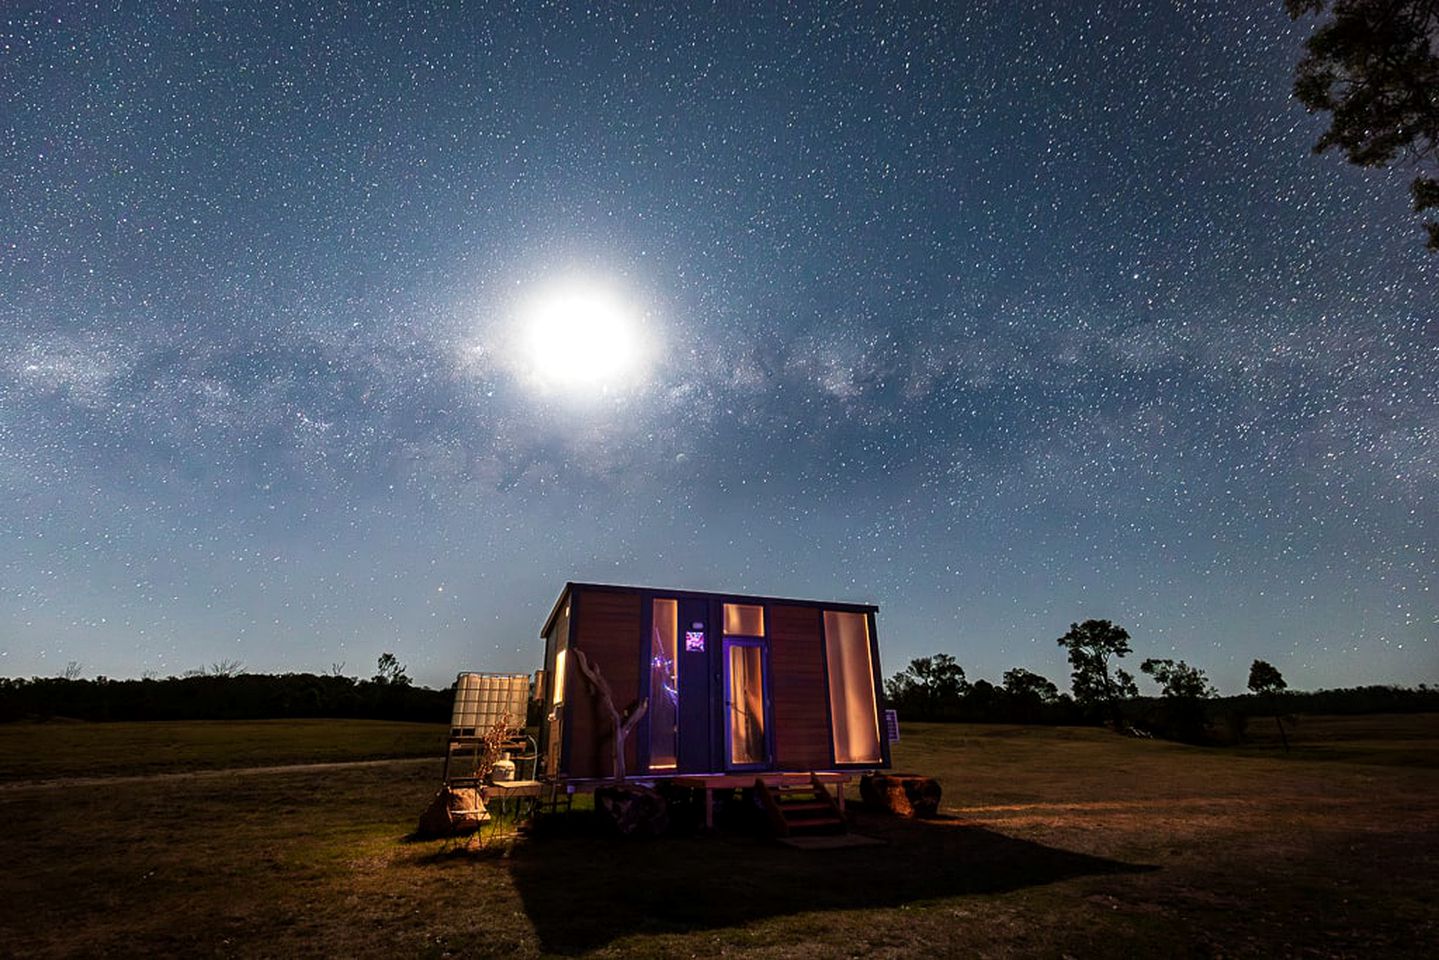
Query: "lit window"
723 603 764 637
824 610 882 764
649 598 679 769
552 649 567 707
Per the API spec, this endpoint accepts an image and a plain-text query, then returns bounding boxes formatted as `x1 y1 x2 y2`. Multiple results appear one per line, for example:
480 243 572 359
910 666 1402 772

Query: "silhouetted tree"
1248 659 1287 695
1057 620 1138 722
183 659 244 679
966 678 999 717
1140 658 1217 742
1002 667 1060 703
210 659 244 678
1248 658 1291 751
1287 1 1439 249
374 652 410 687
884 654 968 720
1140 658 1217 700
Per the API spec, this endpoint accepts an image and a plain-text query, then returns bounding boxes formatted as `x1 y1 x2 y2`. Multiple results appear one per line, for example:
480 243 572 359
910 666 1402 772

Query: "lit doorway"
723 637 770 769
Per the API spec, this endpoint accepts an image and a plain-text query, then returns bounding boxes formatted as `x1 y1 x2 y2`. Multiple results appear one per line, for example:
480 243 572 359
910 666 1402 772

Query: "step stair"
756 774 848 837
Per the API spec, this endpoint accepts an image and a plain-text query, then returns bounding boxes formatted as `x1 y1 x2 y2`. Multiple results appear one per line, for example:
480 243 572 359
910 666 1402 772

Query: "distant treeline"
0 672 454 724
884 639 1439 746
1202 685 1439 718
4 656 1435 734
885 680 1439 726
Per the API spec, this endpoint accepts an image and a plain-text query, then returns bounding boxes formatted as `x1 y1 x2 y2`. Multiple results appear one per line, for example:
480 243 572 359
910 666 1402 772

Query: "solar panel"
450 672 529 738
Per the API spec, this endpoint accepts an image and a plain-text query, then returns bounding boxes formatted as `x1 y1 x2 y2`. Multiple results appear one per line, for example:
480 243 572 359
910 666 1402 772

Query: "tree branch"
571 647 649 783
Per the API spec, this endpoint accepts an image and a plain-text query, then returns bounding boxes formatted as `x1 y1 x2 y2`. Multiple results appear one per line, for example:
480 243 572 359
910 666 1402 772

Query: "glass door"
724 637 770 769
647 598 680 771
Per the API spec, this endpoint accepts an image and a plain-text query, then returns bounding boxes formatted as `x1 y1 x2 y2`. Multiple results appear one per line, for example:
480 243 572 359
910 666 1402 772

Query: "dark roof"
539 581 880 637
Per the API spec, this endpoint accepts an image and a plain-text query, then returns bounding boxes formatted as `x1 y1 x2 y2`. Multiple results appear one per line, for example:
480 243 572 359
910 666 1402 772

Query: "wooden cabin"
537 582 891 783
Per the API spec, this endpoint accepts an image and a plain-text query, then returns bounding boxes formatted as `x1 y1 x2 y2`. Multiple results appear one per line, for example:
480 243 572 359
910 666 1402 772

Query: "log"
860 773 941 818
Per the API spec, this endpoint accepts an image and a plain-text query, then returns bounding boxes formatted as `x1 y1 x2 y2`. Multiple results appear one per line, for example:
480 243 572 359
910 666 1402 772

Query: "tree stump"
860 773 941 818
594 784 670 837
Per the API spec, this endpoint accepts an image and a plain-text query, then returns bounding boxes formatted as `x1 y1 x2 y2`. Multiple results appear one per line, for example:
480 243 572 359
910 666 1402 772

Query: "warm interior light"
825 610 882 764
649 598 680 770
552 649 567 707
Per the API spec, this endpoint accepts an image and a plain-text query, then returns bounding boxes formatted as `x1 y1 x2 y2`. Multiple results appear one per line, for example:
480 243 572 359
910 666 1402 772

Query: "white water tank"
449 672 529 738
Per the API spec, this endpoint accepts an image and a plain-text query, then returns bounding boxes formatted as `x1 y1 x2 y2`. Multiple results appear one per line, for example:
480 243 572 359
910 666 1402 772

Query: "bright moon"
517 281 649 395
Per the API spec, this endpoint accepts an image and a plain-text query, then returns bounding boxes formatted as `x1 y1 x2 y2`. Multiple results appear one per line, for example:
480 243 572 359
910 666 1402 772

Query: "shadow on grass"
508 810 1156 954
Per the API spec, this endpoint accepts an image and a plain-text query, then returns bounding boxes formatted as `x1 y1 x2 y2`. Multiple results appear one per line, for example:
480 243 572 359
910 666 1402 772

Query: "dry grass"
0 715 1435 958
0 718 448 782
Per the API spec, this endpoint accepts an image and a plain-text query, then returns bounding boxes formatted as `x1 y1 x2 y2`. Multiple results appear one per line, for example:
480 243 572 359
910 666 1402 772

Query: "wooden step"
755 775 848 837
777 800 833 814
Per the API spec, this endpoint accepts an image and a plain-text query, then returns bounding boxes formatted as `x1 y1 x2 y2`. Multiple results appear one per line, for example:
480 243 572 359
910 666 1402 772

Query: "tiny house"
537 582 891 782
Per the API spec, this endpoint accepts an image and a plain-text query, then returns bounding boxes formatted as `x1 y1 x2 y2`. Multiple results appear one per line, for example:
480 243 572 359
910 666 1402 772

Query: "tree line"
5 628 1433 739
885 618 1439 743
0 655 453 724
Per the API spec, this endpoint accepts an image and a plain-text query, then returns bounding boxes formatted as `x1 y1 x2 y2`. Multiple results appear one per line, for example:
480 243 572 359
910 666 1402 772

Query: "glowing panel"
552 649 568 708
823 610 883 764
727 642 767 766
723 603 765 637
649 598 680 770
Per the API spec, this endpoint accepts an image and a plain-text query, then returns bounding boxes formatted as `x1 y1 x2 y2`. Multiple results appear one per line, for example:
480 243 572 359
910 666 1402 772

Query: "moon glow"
517 281 649 396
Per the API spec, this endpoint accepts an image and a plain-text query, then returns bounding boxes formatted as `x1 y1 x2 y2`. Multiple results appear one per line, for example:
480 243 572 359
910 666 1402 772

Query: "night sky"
2 2 1434 693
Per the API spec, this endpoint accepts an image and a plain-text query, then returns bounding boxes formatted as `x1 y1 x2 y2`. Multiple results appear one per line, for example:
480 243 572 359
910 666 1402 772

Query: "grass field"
0 718 448 782
0 715 1435 958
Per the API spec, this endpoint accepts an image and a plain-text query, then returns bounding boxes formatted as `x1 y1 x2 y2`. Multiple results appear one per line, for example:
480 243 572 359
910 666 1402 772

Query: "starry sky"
2 1 1434 694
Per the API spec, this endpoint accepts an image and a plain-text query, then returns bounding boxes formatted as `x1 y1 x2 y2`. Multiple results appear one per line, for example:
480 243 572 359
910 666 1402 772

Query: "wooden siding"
768 603 832 770
566 587 643 779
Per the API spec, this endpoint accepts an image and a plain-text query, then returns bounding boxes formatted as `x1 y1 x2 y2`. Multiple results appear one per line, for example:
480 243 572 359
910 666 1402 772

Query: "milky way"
1 2 1433 691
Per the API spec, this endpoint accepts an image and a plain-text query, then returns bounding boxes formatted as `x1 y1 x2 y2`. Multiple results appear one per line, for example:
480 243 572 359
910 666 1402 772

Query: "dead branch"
570 647 649 782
